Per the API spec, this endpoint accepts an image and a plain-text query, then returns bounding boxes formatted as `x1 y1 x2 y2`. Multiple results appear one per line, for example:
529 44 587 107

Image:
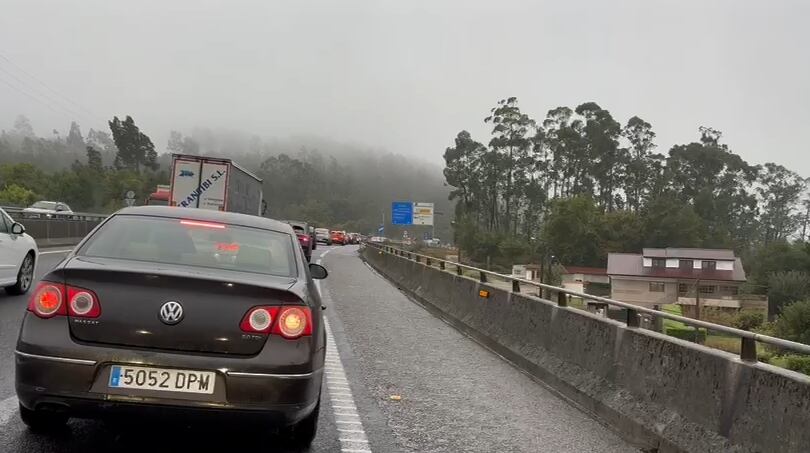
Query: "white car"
0 207 38 294
22 201 73 218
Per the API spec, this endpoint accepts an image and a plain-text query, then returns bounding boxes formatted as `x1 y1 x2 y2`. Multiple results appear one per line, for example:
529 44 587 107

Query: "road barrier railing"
365 242 810 361
2 206 107 246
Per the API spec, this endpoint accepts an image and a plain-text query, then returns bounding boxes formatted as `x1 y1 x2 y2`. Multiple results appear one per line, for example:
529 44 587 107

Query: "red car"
330 230 346 245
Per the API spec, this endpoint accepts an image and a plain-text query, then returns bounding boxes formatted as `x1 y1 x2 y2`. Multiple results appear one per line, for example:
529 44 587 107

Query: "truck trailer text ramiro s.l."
168 154 265 216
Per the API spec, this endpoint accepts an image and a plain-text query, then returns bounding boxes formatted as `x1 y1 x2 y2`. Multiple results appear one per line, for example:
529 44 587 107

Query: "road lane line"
0 396 19 426
315 252 371 452
322 318 371 451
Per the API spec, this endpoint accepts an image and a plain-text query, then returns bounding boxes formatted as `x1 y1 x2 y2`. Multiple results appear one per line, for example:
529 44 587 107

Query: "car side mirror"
309 263 328 280
11 222 25 235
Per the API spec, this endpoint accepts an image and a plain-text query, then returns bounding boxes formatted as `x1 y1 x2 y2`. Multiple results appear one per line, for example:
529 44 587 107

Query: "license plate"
109 365 215 394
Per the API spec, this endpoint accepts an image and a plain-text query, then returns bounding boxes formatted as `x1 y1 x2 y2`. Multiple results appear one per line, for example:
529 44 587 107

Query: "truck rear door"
198 160 229 211
171 157 202 208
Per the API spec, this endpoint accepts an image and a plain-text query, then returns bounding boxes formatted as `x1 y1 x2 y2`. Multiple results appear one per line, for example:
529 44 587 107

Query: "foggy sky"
1 0 809 174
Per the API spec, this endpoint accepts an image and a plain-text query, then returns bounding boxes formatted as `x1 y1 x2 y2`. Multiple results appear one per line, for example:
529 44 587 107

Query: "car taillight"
274 306 312 339
28 282 66 318
240 306 312 338
28 282 101 319
67 286 101 318
240 306 280 333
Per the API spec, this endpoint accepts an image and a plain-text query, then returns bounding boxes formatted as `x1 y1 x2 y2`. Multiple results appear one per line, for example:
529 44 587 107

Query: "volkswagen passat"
15 206 328 447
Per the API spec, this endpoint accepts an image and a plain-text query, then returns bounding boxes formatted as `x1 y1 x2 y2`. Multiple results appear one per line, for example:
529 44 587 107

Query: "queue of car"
6 155 377 447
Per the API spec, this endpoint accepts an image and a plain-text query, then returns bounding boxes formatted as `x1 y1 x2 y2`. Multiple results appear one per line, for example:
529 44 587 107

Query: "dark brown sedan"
15 206 327 447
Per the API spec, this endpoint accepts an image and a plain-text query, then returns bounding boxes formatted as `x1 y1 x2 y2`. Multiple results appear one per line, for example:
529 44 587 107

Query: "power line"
0 72 76 121
0 52 98 119
0 63 87 121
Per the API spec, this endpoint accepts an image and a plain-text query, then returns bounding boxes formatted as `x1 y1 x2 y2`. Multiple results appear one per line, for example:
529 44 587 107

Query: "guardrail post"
626 308 640 328
557 291 567 307
456 265 462 276
479 271 487 282
512 280 520 293
740 337 757 362
425 257 431 266
439 261 445 270
415 255 420 263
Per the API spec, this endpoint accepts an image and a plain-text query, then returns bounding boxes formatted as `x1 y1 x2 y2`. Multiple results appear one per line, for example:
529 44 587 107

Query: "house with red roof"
607 248 757 315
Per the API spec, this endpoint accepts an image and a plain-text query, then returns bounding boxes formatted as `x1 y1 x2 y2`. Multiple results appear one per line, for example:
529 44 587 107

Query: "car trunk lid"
63 256 298 355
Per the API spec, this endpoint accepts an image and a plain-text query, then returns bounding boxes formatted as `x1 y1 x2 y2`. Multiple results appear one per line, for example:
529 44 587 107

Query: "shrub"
768 271 810 316
732 311 764 331
782 354 810 375
773 299 810 345
702 308 737 326
666 327 706 343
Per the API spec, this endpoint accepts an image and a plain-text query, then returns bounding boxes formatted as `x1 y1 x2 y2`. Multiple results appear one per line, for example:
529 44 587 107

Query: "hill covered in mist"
0 116 451 238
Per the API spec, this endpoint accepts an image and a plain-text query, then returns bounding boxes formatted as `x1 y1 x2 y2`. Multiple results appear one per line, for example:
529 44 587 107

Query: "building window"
651 258 666 268
649 282 665 292
678 283 689 295
679 259 694 269
720 285 739 295
699 285 716 295
702 260 717 270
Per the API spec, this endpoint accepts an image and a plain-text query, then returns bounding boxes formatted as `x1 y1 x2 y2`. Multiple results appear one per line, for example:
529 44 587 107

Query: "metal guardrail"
366 242 810 361
2 206 108 222
1 206 107 246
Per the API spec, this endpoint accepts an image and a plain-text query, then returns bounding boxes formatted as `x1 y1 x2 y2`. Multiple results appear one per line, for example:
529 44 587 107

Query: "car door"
0 210 21 285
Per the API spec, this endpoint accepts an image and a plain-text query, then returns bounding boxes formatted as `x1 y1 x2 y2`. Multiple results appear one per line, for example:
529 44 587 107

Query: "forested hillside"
0 115 451 237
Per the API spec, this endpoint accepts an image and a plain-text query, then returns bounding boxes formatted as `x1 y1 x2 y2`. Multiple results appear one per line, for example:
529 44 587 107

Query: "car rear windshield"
78 215 297 277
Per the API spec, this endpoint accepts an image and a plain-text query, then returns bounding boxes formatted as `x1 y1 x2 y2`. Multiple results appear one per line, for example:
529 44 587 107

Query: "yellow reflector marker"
479 289 490 298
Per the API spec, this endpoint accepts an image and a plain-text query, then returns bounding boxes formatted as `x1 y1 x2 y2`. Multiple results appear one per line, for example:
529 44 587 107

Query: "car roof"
114 206 293 233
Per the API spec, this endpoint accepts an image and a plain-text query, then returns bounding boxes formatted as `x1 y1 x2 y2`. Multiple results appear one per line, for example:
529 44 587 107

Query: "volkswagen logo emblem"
159 301 184 325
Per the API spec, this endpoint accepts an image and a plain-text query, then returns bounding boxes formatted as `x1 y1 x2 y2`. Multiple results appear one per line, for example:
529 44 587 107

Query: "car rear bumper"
15 349 322 424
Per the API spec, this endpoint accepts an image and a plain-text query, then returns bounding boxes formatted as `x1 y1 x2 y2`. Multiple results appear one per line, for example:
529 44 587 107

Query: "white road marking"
0 396 19 426
38 249 72 255
315 251 371 453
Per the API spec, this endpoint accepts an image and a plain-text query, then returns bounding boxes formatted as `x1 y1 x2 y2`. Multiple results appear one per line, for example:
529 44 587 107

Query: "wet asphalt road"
0 245 635 452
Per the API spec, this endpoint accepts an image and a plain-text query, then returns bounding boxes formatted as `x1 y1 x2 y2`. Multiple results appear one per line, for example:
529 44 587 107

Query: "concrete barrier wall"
16 218 101 247
362 247 810 453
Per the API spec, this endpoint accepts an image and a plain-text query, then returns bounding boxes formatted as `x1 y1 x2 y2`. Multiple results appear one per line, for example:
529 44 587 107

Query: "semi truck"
165 154 265 216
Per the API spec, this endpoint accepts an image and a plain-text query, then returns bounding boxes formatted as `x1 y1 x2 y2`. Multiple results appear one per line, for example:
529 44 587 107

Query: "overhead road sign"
413 202 434 226
391 202 413 225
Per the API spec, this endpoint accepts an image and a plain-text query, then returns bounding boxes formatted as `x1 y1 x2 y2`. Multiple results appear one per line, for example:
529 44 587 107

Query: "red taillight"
240 306 280 333
240 306 312 338
274 306 312 339
28 282 66 318
28 282 101 319
67 286 101 318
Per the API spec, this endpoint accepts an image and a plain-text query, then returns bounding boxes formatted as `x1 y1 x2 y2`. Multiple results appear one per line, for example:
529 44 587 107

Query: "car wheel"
282 400 319 448
6 252 35 295
18 404 68 431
